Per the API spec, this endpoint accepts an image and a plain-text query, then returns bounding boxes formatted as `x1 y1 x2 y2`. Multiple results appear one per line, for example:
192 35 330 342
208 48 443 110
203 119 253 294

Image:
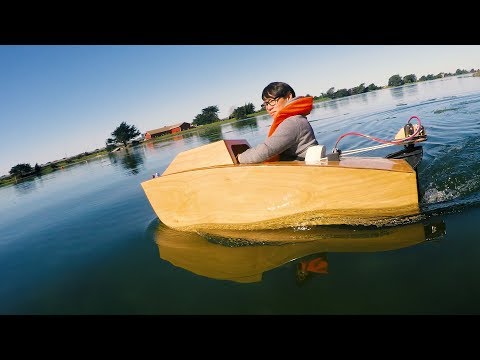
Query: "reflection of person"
296 253 328 285
237 82 318 163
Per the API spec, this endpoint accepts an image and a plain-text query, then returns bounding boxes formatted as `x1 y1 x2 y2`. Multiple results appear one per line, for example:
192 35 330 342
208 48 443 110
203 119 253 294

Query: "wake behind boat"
141 116 427 231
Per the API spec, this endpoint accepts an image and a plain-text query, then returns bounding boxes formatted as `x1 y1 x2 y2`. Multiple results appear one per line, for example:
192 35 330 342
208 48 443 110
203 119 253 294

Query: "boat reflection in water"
154 220 446 284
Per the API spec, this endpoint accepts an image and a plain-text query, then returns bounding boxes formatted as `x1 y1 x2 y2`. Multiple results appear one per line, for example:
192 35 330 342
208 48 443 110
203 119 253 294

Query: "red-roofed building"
144 122 192 140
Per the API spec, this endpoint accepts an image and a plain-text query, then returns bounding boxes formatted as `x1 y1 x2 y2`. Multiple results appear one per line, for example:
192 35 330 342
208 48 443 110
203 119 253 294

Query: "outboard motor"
385 144 423 170
385 121 427 170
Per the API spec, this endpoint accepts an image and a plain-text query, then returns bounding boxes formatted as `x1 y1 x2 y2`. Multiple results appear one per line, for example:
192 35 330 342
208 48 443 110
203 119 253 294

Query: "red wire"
334 115 422 150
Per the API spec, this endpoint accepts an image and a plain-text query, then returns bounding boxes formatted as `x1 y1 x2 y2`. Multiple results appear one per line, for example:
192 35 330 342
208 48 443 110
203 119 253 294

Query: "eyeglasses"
261 97 280 109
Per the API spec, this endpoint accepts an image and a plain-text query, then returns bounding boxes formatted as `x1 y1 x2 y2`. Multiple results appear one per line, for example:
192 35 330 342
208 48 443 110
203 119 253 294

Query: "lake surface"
1 75 480 315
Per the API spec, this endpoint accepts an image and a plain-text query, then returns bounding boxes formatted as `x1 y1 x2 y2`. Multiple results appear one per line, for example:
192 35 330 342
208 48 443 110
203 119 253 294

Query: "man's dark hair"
262 82 296 100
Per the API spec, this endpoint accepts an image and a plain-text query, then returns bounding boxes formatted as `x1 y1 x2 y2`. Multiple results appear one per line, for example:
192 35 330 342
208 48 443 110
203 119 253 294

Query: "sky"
1 44 480 176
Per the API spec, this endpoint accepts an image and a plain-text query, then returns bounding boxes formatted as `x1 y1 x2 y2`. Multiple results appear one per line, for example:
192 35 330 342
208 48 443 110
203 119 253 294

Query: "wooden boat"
154 220 445 283
141 118 427 231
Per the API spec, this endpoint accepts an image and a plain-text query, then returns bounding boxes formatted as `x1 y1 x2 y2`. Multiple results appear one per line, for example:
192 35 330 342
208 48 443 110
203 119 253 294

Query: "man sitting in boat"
237 81 319 163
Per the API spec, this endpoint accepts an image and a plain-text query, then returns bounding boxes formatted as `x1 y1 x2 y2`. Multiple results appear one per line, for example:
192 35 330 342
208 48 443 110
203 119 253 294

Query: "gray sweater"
237 114 318 163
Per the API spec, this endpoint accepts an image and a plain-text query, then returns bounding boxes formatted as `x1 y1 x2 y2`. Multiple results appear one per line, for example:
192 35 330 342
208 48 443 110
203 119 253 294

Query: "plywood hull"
141 157 420 231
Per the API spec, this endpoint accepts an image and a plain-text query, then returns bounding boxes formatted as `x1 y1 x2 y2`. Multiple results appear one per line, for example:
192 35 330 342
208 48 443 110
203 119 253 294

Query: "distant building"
144 122 191 140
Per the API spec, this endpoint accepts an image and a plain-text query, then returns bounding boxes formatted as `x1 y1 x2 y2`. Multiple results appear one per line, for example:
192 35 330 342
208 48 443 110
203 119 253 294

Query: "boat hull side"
141 161 420 231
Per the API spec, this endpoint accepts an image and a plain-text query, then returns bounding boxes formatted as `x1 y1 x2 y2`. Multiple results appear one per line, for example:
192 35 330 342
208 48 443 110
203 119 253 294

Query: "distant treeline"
316 68 478 101
214 68 479 126
1 149 108 187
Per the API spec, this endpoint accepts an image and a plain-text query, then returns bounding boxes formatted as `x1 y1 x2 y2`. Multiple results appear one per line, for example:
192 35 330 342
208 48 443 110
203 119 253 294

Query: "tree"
367 83 381 91
192 106 220 126
403 74 417 84
333 88 349 98
349 83 366 95
107 122 141 147
233 106 247 120
10 163 33 177
388 74 404 87
230 102 256 120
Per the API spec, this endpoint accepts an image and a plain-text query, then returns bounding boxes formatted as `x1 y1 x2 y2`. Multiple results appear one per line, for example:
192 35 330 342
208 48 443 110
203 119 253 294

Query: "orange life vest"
299 256 328 274
265 96 314 162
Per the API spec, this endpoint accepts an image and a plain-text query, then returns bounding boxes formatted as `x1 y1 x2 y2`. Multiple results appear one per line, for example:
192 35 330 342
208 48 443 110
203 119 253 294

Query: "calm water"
1 75 480 315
